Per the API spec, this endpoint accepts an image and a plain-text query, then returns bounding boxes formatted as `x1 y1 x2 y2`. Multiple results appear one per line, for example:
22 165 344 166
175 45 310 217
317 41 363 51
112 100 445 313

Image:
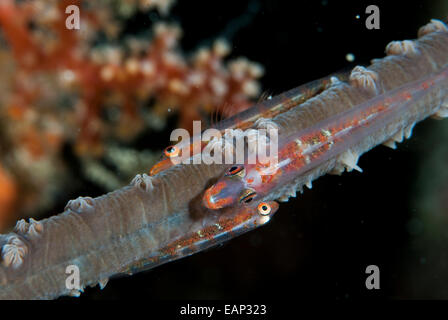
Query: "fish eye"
239 189 256 204
164 145 179 157
225 165 245 177
257 202 271 216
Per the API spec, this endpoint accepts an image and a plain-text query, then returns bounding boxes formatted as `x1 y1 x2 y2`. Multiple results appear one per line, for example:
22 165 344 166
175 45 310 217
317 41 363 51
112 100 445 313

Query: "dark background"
70 0 448 301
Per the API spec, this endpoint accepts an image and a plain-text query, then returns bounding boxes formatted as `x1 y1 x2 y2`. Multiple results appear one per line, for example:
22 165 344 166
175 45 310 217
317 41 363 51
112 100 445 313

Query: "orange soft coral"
0 164 17 230
0 0 263 152
0 0 264 229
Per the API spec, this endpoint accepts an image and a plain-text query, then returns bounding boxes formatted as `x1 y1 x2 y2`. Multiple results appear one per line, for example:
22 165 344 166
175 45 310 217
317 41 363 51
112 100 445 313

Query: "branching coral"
0 0 263 230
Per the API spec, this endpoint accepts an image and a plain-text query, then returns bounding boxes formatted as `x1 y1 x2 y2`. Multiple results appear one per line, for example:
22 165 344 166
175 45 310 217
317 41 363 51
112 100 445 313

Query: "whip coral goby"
203 64 448 208
204 19 448 208
0 19 447 299
149 71 347 175
123 199 278 276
